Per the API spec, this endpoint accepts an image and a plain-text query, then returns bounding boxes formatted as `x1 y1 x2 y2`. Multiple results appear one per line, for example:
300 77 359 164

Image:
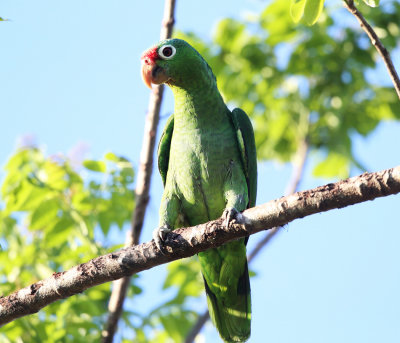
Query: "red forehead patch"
141 46 158 64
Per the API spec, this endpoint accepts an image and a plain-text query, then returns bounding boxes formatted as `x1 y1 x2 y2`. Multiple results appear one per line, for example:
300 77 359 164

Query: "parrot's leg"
223 160 249 228
152 225 172 252
154 191 180 253
222 207 244 229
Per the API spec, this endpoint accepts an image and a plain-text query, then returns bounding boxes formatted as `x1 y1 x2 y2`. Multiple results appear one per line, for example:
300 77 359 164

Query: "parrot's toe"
152 225 172 254
222 207 243 228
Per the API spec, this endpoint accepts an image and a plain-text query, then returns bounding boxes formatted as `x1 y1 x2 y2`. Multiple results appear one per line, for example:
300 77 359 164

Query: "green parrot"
141 38 257 343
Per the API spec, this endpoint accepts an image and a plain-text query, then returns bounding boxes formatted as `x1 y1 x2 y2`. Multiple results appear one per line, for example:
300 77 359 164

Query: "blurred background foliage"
1 0 399 342
0 147 136 342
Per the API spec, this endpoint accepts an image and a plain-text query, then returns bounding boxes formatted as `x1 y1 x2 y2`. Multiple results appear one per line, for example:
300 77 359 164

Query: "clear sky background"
1 1 400 342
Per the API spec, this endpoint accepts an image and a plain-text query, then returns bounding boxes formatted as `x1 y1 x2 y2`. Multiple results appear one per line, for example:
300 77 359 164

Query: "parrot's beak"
141 46 170 89
141 62 169 89
141 62 154 89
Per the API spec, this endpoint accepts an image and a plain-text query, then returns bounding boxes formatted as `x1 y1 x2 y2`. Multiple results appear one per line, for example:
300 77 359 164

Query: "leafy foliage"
0 146 136 342
178 0 400 178
128 258 204 343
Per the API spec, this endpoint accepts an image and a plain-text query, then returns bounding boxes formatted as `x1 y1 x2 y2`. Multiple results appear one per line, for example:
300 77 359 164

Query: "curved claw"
222 207 244 228
152 225 172 254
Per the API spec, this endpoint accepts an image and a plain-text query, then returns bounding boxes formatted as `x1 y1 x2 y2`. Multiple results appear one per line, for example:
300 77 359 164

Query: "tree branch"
344 0 400 100
101 1 176 341
1 166 399 327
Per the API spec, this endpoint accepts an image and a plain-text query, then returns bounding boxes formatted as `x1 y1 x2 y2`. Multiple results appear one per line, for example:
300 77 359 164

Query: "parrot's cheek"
141 64 169 89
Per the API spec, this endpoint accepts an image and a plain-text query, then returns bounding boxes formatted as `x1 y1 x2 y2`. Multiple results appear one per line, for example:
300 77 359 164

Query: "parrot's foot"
152 225 172 254
222 207 244 228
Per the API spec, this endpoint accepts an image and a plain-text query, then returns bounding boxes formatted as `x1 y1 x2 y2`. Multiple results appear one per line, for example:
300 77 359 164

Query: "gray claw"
223 207 242 228
152 225 172 253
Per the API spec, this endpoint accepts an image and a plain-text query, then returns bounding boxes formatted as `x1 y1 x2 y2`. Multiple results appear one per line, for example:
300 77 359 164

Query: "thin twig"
1 166 400 327
249 138 309 263
184 311 210 343
246 139 307 260
344 0 400 99
101 1 176 342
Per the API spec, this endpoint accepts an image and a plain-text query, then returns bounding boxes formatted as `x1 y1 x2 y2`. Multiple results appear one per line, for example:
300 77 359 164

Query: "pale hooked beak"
141 57 169 89
141 61 153 89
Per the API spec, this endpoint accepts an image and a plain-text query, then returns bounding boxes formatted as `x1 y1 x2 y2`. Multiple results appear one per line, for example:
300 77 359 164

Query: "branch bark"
344 0 400 100
101 1 176 341
1 166 399 327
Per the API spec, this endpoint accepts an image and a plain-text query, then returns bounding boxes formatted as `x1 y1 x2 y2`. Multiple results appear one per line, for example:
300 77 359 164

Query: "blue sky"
1 1 400 342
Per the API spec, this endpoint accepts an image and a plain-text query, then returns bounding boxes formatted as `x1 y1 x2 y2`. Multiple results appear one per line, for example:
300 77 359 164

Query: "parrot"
141 38 257 343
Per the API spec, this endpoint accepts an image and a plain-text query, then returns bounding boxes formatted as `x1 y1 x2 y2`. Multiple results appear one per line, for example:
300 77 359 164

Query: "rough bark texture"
101 1 176 342
1 166 399 326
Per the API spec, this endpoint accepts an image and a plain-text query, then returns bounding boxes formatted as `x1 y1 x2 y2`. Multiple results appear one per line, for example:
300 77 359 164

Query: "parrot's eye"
159 45 176 59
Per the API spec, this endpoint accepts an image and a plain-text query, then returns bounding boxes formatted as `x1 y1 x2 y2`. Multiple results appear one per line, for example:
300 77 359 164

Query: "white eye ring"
158 45 176 60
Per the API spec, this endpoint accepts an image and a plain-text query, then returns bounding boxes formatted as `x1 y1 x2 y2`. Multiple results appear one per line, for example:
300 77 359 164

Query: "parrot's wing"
157 114 174 187
231 108 257 208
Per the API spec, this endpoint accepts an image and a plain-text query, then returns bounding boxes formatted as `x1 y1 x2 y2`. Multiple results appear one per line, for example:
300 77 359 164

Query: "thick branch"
102 1 176 341
1 166 399 326
344 0 400 99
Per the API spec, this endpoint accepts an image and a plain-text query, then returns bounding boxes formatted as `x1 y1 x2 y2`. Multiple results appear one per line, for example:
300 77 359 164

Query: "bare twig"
186 139 309 342
1 166 399 327
344 0 400 99
249 138 309 263
284 139 309 196
184 311 210 343
101 1 176 342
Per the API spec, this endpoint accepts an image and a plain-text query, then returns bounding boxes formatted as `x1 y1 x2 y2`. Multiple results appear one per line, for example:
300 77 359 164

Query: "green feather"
230 108 257 208
157 114 174 187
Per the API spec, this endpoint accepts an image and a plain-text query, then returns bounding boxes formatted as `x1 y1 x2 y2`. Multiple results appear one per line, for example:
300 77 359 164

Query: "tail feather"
202 261 251 343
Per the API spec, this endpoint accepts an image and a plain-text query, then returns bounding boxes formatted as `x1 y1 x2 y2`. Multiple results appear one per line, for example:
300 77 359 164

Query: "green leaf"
44 216 75 247
290 0 324 25
29 198 60 230
363 0 379 7
104 151 120 162
290 0 306 23
313 152 350 179
304 0 324 25
83 160 106 172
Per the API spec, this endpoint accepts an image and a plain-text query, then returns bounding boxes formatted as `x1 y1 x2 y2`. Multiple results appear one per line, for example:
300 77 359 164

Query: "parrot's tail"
202 260 251 343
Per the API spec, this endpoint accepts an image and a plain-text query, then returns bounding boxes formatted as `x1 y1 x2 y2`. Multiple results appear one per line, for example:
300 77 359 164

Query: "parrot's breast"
167 125 240 226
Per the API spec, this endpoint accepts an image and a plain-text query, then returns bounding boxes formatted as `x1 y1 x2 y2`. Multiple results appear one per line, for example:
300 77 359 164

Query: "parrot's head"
141 38 215 89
